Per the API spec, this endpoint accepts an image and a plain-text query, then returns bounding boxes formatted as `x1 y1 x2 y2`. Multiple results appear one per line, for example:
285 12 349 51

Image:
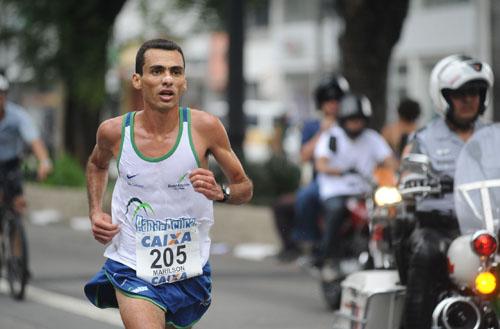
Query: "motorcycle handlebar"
399 174 454 198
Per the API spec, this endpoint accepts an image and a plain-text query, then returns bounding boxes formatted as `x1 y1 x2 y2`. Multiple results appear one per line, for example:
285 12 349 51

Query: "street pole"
490 0 500 122
227 0 246 161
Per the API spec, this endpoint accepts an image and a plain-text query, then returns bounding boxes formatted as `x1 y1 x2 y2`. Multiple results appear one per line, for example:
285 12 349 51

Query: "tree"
335 0 410 130
175 0 409 135
174 0 249 161
0 0 126 165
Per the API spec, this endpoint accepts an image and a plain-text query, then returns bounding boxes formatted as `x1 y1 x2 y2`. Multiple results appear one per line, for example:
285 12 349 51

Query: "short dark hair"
135 39 185 75
397 98 421 122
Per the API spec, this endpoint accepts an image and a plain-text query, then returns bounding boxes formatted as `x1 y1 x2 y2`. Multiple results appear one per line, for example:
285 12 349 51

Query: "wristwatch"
217 184 231 203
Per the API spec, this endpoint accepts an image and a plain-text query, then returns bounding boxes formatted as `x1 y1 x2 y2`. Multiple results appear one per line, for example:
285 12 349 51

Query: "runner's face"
134 49 187 112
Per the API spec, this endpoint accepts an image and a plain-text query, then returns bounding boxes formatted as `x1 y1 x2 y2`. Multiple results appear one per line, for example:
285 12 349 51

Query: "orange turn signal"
475 272 496 295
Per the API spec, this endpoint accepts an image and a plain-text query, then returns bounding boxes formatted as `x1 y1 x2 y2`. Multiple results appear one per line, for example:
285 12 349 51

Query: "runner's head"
135 39 186 75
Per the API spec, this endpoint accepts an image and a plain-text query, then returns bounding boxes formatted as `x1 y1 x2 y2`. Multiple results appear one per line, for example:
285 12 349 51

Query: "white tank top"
104 108 214 273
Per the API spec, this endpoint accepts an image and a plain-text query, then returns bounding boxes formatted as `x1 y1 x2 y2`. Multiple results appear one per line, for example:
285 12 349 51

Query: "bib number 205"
150 245 187 268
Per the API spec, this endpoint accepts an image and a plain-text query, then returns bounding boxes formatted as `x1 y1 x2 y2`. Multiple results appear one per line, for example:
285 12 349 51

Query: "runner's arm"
189 113 253 204
86 118 121 244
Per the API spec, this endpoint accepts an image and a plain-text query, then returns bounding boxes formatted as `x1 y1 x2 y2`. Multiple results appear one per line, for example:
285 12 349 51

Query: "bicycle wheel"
2 210 29 300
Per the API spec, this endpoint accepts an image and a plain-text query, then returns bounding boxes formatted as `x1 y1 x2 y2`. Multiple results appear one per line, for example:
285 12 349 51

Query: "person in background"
0 73 52 214
314 93 395 271
381 98 421 159
270 114 302 262
291 75 349 260
398 54 493 329
270 76 350 263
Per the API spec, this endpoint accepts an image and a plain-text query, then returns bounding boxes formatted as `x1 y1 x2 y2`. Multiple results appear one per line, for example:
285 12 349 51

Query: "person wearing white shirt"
314 94 395 268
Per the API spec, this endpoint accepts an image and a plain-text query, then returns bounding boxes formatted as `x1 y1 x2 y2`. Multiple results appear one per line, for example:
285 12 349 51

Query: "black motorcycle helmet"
338 93 372 139
314 75 350 109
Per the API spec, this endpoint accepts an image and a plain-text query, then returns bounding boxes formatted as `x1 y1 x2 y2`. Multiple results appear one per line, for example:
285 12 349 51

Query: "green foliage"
43 153 86 187
0 0 126 164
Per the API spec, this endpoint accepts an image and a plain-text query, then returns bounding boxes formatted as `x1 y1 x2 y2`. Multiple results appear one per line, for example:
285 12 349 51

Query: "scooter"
332 130 500 329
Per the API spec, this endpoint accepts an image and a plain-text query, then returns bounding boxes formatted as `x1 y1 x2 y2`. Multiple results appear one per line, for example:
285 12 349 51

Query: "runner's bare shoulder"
97 115 124 150
189 109 225 139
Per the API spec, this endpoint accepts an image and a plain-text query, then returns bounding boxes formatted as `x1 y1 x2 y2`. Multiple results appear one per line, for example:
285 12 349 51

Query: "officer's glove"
440 175 454 193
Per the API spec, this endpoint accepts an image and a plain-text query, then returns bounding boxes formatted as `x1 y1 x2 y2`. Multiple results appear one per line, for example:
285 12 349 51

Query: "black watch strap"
217 184 230 203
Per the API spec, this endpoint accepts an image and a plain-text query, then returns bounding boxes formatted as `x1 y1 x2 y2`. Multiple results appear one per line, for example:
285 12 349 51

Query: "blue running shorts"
84 258 212 329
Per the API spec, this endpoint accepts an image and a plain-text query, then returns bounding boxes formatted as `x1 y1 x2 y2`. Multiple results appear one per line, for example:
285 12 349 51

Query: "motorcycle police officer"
399 55 494 329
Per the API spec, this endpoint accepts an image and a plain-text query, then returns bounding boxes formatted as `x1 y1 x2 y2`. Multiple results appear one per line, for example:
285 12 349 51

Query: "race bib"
136 217 203 286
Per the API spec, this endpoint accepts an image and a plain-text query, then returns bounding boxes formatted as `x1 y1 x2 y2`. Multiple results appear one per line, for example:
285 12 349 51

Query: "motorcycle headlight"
475 271 496 295
374 186 402 206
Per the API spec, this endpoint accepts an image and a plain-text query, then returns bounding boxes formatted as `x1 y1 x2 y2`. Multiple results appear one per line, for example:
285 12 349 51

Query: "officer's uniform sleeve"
17 108 40 144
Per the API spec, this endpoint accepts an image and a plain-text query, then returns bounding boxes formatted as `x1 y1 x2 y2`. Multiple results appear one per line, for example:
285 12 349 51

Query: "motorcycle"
332 127 500 329
319 168 397 310
435 125 500 329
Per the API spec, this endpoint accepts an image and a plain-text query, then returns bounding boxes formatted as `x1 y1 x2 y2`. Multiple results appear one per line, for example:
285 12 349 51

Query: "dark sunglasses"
448 86 481 98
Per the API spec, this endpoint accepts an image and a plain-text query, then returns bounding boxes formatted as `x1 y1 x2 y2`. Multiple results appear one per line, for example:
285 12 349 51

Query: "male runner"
84 39 253 329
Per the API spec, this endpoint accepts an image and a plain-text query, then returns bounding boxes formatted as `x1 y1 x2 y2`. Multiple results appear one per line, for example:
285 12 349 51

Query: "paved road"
0 208 335 329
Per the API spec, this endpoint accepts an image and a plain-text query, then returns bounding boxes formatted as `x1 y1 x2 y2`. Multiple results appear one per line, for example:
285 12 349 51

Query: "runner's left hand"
189 168 224 201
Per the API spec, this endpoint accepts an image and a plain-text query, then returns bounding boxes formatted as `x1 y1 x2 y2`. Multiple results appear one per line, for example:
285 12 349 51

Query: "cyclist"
398 54 494 329
0 73 52 214
84 39 253 329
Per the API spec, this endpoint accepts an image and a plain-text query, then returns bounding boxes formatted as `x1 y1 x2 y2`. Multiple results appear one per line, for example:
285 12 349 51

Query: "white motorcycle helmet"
429 54 493 118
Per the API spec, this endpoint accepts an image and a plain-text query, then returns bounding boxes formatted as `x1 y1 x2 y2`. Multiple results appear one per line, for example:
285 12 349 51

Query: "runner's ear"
132 73 142 90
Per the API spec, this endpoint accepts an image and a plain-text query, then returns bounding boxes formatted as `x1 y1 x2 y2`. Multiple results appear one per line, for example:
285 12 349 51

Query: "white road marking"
70 216 91 231
29 209 62 226
0 279 122 327
233 243 278 261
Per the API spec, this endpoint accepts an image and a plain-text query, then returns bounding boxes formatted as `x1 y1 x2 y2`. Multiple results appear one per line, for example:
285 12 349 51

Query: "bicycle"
0 167 29 300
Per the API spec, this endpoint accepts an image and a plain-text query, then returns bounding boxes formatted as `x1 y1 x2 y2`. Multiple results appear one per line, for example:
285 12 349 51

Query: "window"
284 0 316 22
247 0 270 28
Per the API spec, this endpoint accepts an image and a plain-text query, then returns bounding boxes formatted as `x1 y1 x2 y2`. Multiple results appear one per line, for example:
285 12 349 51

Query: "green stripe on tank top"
116 112 129 176
187 108 201 167
130 108 184 162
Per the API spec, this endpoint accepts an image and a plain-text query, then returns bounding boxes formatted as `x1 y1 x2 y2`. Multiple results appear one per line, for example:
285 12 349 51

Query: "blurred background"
1 0 499 198
1 1 500 327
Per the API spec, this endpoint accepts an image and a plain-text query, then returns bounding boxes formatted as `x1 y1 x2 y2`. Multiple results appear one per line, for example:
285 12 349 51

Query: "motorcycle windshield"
455 124 500 235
